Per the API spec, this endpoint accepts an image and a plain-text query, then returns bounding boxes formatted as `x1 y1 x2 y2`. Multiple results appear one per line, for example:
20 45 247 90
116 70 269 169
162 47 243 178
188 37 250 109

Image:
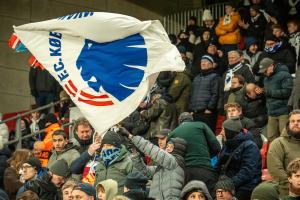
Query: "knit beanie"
215 176 235 195
49 159 70 178
202 9 213 21
76 183 96 199
251 181 279 200
244 37 258 50
25 157 42 172
201 55 214 64
124 171 148 190
44 113 58 125
222 117 243 140
102 131 122 147
169 137 187 157
264 34 280 42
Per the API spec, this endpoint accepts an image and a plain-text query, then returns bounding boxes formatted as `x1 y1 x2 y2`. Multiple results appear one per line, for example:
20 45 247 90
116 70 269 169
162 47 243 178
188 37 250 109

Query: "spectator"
236 83 268 128
120 109 149 137
24 159 70 200
271 24 290 47
251 181 280 200
62 180 77 200
177 30 195 60
227 74 245 104
41 113 61 152
243 37 262 69
217 117 261 200
189 55 220 131
168 112 220 195
71 117 94 153
289 68 300 110
215 3 241 54
180 180 212 200
283 158 300 199
17 190 39 200
47 130 80 179
193 28 214 65
253 34 296 74
20 118 34 149
140 89 177 141
206 40 227 75
32 141 49 167
0 146 10 189
155 129 170 149
258 58 293 141
185 16 201 41
0 113 9 146
267 110 300 197
202 9 217 41
127 130 187 200
58 90 72 120
29 106 45 140
214 176 237 200
123 172 148 200
4 149 32 200
71 132 101 185
96 179 118 200
71 183 96 200
94 131 132 193
287 19 300 70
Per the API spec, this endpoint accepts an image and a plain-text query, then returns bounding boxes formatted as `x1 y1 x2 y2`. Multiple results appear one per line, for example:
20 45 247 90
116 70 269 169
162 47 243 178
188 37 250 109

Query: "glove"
118 127 131 139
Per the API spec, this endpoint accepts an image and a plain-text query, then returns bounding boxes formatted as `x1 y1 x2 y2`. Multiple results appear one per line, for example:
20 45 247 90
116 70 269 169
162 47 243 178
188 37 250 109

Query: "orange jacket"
42 123 61 152
215 12 241 45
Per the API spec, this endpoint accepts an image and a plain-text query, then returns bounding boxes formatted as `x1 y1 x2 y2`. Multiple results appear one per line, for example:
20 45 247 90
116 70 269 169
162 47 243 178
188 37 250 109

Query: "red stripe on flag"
78 97 113 106
68 80 78 92
80 90 109 99
65 84 76 97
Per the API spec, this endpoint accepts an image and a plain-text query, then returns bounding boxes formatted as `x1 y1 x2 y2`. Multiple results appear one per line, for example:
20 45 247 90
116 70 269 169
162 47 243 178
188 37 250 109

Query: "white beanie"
202 9 213 21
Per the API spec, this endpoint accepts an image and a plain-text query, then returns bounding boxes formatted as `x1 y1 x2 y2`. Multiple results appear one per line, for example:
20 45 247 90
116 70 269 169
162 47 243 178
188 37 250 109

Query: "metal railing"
0 101 74 149
163 3 225 34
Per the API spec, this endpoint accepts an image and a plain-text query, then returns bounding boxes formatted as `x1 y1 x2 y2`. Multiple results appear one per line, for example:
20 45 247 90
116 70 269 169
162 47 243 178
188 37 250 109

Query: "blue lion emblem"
76 33 147 101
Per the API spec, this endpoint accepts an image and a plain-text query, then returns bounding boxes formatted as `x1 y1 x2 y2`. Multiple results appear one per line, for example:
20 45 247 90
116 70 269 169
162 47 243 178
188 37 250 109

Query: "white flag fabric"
14 12 185 133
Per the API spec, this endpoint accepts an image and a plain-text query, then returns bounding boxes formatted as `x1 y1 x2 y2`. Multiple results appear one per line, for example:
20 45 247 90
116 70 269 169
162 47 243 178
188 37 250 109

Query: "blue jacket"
217 132 261 192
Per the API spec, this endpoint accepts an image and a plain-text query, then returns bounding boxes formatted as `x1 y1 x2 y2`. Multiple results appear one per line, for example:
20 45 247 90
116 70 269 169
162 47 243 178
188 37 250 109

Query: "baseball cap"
258 58 274 73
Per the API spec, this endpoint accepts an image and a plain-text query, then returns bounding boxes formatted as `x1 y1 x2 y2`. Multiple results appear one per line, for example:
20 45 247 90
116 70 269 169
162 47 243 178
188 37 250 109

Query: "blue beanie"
244 37 258 50
201 55 214 64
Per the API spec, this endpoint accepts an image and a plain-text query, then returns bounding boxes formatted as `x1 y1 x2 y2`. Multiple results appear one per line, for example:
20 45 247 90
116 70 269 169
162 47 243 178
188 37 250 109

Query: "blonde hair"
287 158 300 178
112 195 130 200
62 180 77 191
7 149 32 172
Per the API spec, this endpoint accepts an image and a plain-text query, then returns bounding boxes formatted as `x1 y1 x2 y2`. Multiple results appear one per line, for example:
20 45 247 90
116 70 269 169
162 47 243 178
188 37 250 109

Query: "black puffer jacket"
189 70 220 111
0 148 10 189
24 172 62 200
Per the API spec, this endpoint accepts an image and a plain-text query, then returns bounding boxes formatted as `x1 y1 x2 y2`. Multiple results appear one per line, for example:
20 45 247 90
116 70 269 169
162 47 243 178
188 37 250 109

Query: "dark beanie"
25 157 42 172
215 176 235 195
102 131 122 147
44 113 58 124
264 34 280 42
251 181 279 200
223 117 243 140
169 137 187 157
49 159 70 178
244 37 258 50
76 183 96 199
124 171 148 190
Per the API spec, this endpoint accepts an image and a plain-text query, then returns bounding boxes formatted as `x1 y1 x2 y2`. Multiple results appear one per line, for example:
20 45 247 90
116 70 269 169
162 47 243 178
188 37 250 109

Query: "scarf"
264 41 282 53
223 14 231 25
101 147 121 167
224 63 243 91
289 0 300 15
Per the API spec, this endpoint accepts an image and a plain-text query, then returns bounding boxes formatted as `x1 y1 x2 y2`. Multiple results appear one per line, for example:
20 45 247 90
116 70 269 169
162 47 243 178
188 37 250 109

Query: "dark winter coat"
24 172 62 200
189 70 220 112
246 14 267 43
217 132 261 192
263 64 293 116
0 147 10 189
4 167 23 200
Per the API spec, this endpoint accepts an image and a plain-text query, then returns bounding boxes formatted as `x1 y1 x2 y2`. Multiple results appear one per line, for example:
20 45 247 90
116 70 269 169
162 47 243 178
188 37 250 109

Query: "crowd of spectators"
1 0 300 199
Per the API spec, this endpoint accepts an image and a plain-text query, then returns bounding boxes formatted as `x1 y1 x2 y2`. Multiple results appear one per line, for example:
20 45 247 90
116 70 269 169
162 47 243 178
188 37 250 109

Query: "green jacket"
94 145 133 194
267 128 300 197
227 86 245 104
168 121 220 169
47 143 80 168
168 71 192 115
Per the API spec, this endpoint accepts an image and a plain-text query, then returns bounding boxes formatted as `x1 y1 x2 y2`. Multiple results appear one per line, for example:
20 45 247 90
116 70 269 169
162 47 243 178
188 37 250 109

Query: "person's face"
246 85 257 99
265 40 276 49
22 163 37 181
166 143 174 153
226 107 242 119
31 112 40 120
63 187 73 200
288 170 300 191
228 52 240 65
249 8 258 17
249 44 258 54
288 22 298 34
179 33 188 39
272 28 283 38
97 186 106 200
230 78 241 89
52 135 68 152
216 189 233 200
201 60 213 70
187 191 206 200
207 45 217 55
158 137 167 149
202 31 211 41
72 190 93 200
77 125 93 141
264 65 274 77
51 174 66 188
289 114 300 133
188 19 196 26
225 5 233 15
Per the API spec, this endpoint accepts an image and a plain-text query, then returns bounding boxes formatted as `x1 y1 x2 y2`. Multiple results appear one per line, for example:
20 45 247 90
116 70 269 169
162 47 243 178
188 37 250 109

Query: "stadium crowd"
1 0 300 200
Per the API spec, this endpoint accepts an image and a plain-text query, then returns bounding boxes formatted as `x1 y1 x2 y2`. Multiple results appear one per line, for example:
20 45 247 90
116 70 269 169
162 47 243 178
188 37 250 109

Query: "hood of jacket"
180 180 213 200
96 179 118 200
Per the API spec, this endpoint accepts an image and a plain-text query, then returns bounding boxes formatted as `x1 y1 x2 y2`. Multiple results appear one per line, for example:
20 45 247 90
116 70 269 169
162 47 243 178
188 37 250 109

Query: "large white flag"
14 12 185 133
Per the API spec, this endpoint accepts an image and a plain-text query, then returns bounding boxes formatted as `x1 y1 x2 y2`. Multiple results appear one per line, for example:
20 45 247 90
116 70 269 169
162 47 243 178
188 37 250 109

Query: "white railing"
163 3 225 34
